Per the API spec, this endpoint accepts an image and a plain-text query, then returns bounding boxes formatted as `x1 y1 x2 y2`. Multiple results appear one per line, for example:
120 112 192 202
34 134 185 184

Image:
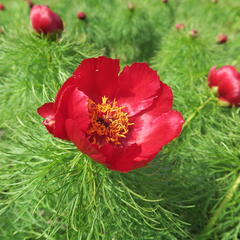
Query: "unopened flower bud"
217 34 228 44
77 12 86 20
175 23 185 30
190 29 198 38
208 65 240 107
30 5 64 35
212 0 218 3
0 4 5 11
162 0 168 3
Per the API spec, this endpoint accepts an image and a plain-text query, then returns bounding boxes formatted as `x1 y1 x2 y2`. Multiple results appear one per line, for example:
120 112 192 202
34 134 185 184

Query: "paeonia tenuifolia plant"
38 57 184 172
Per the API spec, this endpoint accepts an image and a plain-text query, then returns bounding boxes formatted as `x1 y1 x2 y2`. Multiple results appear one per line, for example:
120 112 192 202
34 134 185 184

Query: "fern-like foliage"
0 0 240 239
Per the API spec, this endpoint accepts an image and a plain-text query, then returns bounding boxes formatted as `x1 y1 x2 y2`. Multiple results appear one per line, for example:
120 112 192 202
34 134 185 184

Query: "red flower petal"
129 110 184 162
73 56 120 102
65 119 106 163
37 102 55 118
54 86 90 139
38 86 90 140
37 101 68 140
208 66 218 87
55 85 76 118
55 76 76 107
66 88 90 130
37 102 56 136
116 63 161 116
99 144 142 172
146 82 173 115
53 115 68 140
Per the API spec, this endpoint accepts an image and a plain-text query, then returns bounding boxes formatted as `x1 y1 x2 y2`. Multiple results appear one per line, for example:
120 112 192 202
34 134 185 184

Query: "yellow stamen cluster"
87 96 133 145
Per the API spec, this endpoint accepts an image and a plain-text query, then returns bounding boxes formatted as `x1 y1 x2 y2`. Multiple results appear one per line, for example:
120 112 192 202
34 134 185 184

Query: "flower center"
87 96 133 145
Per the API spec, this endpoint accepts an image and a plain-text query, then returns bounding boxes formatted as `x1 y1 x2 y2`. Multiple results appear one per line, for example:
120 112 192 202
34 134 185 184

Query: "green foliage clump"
0 0 240 239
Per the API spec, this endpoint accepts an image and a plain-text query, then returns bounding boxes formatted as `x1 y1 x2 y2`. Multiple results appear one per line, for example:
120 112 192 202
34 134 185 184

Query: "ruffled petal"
128 110 184 161
116 63 161 116
73 56 120 102
142 82 173 116
38 86 90 140
65 119 106 163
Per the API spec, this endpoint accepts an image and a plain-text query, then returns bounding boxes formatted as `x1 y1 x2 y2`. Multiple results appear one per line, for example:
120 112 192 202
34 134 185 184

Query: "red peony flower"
208 65 240 106
38 57 184 172
30 5 63 35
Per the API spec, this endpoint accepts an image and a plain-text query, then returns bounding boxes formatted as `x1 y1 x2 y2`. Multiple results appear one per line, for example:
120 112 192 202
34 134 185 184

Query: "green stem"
204 175 240 232
183 96 214 129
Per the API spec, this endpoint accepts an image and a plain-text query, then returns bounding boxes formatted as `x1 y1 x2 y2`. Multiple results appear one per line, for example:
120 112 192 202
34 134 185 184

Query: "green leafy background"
0 0 240 239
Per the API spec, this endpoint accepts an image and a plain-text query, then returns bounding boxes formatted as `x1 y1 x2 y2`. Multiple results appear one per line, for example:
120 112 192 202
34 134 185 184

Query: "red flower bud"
208 66 240 106
0 4 5 11
77 12 86 20
190 29 198 38
217 34 228 44
162 0 168 3
37 56 184 172
30 5 64 35
175 23 185 30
